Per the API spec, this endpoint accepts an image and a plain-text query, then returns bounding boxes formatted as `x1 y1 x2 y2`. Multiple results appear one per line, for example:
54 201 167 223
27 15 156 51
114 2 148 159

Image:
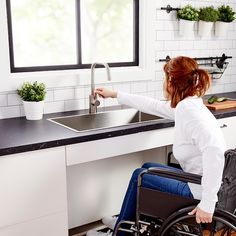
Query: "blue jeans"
113 162 193 236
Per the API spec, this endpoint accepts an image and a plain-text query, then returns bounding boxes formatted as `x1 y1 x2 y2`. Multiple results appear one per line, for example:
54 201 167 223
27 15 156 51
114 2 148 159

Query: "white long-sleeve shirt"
117 92 226 213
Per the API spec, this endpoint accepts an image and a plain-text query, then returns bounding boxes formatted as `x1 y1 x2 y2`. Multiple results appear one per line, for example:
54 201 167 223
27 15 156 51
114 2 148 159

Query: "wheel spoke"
160 214 236 236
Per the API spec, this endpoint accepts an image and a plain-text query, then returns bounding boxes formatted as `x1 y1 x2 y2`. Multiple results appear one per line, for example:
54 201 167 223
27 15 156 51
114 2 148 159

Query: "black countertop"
0 92 236 157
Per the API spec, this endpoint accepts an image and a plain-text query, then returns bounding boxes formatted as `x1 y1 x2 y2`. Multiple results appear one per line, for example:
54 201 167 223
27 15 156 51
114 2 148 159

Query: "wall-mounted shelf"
157 54 232 79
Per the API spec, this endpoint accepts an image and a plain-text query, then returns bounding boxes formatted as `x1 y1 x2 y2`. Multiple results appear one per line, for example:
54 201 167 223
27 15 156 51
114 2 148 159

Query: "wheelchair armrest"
147 167 202 185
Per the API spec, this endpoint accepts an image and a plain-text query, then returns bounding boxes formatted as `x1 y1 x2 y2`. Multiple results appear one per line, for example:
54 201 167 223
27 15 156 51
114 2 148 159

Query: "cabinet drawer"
0 211 68 236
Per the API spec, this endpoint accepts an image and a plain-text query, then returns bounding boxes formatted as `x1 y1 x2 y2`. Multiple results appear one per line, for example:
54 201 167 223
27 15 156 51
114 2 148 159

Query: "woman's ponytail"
194 68 211 97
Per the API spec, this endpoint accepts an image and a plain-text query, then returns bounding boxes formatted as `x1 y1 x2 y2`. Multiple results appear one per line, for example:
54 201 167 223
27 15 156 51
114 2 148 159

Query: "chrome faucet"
89 62 111 114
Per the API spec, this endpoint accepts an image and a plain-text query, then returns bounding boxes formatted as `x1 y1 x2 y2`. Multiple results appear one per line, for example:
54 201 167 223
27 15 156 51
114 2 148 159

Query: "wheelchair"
113 167 236 236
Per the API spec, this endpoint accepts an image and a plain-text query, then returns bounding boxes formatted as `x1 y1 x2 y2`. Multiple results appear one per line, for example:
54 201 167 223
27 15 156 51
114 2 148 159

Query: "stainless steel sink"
48 109 163 132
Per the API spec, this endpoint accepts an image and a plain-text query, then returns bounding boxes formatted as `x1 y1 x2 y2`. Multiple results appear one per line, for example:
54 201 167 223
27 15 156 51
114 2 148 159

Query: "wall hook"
160 5 180 14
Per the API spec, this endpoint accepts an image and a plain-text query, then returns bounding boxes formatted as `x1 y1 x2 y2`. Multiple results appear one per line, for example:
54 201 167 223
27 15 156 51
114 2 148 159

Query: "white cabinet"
218 116 236 149
0 147 68 236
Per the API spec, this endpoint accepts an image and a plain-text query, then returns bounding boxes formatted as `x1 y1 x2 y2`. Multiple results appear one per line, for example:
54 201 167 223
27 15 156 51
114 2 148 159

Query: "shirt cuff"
198 199 216 214
117 91 126 104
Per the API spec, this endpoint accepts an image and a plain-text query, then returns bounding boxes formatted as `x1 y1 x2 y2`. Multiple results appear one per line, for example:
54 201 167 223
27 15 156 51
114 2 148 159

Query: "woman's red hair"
164 56 211 108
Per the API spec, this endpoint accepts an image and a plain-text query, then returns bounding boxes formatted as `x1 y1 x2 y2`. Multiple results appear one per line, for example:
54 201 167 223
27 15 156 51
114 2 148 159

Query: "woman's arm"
186 117 226 213
95 88 175 120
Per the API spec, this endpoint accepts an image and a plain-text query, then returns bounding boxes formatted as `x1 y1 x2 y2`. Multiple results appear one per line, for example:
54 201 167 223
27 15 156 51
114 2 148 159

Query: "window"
6 0 139 72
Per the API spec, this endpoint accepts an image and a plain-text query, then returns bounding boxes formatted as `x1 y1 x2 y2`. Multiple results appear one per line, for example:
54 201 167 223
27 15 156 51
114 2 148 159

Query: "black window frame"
6 0 139 73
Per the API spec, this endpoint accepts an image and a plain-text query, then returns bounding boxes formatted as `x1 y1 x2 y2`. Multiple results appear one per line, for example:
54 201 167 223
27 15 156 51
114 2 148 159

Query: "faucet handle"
93 99 100 107
90 94 100 107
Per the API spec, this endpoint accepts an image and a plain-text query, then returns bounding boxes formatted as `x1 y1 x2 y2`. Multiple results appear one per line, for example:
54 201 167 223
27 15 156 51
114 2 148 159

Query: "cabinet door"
0 212 67 236
0 147 67 229
218 116 236 149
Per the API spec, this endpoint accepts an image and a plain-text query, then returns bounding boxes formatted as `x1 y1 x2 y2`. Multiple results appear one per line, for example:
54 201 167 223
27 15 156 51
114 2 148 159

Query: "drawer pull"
220 124 227 128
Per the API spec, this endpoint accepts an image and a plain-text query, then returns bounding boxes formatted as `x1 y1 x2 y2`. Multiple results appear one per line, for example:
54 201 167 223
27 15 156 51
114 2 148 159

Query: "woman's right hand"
95 87 117 99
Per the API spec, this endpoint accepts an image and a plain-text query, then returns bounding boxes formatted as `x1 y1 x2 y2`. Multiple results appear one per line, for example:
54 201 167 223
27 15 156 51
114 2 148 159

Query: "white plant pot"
23 101 44 120
215 21 230 38
198 20 214 38
179 19 195 38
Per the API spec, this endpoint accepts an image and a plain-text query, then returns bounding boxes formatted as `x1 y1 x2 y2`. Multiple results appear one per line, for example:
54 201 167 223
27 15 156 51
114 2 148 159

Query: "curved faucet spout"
90 62 111 114
91 62 111 94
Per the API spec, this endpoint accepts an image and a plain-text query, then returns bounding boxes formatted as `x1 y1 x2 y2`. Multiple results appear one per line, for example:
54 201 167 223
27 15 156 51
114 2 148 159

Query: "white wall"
0 0 236 119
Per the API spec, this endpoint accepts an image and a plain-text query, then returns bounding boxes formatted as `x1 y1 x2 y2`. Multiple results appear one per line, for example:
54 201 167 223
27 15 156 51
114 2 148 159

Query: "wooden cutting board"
204 100 236 110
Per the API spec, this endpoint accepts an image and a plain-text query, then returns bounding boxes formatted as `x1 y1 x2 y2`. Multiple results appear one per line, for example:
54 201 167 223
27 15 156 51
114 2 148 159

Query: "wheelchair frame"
114 167 236 236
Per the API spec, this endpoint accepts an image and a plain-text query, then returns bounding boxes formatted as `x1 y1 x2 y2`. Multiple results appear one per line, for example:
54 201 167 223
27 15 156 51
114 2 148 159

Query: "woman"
87 56 226 236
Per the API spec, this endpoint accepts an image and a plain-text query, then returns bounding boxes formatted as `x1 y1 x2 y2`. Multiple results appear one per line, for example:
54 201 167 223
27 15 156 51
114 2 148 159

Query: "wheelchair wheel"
159 207 236 236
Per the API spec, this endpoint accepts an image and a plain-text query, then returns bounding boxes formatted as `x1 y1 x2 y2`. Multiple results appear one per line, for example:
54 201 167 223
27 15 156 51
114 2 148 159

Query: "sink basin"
48 109 163 132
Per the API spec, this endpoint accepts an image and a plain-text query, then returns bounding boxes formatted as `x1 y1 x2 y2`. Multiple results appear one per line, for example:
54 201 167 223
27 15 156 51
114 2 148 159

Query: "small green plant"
199 6 219 22
177 5 199 21
217 5 235 22
17 81 46 102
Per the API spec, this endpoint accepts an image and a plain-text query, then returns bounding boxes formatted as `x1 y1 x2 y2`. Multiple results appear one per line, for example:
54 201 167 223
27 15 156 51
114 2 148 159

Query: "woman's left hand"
188 206 213 224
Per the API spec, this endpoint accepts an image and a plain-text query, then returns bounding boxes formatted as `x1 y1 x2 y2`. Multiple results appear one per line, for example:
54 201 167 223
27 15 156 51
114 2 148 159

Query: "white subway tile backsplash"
7 93 22 106
75 87 85 99
228 31 236 40
131 82 147 93
164 21 178 31
0 94 7 106
233 41 236 49
156 10 172 21
155 21 166 31
179 41 194 50
147 81 163 92
0 106 20 119
220 40 233 49
54 88 74 101
225 83 235 92
20 105 25 117
65 100 83 112
193 41 208 50
84 98 89 110
164 41 179 51
45 90 54 102
113 83 130 93
207 40 220 49
154 41 165 51
156 31 173 41
155 71 165 81
44 101 65 114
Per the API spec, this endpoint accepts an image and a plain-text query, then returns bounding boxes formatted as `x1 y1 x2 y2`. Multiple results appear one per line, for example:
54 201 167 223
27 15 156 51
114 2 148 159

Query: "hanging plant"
177 5 199 38
198 6 219 38
215 5 236 38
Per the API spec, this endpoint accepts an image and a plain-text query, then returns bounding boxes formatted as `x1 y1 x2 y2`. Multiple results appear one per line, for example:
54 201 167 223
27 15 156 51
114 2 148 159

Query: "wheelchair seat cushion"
217 148 236 214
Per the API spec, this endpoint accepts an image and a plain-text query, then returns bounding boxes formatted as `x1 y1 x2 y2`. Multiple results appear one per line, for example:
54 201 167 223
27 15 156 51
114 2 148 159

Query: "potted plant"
215 5 235 38
198 6 219 38
177 5 199 38
17 81 46 120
